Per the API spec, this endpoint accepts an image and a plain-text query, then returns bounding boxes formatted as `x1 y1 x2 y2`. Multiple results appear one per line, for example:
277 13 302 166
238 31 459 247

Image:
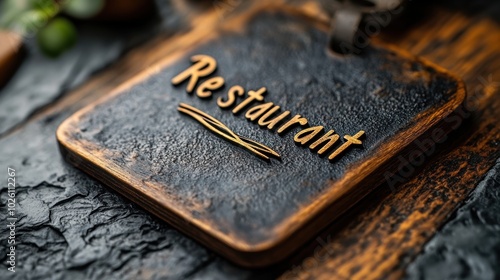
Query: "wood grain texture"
280 3 500 280
56 7 464 267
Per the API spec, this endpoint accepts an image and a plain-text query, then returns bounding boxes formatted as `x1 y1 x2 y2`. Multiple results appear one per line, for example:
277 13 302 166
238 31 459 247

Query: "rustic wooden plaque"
56 8 465 267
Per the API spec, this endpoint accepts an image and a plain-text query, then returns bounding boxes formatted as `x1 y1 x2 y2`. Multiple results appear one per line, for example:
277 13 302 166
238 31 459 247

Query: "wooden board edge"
54 7 467 267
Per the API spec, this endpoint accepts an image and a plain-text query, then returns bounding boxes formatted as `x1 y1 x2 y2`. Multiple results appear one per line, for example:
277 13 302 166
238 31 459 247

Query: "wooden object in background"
0 31 23 88
94 0 156 21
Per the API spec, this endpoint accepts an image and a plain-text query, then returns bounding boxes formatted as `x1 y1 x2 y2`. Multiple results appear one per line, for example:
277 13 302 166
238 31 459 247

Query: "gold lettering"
218 85 245 108
294 126 324 145
232 87 266 114
173 55 368 163
329 130 365 160
171 54 217 93
245 102 275 121
277 115 308 134
310 130 340 155
258 107 290 129
196 76 225 98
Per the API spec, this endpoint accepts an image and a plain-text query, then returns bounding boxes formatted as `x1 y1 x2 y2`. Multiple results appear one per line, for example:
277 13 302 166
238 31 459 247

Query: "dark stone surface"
405 158 500 280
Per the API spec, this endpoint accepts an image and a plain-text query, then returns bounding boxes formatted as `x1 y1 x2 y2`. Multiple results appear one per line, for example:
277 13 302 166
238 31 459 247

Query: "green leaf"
15 7 57 36
1 0 60 35
0 0 31 28
37 17 77 57
63 0 104 19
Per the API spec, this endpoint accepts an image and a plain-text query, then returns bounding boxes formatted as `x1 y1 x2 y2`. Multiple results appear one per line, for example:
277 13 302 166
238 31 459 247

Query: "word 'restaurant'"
171 54 365 162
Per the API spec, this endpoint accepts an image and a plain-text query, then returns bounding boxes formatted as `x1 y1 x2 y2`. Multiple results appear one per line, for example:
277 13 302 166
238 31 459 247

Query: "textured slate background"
406 159 500 279
0 0 499 279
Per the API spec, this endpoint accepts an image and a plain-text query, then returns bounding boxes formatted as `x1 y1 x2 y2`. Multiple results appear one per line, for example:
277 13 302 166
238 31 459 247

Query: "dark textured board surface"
57 9 463 266
0 0 499 279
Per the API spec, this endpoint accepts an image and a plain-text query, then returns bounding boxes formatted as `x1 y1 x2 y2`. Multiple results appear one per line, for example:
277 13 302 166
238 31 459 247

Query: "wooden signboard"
56 7 465 267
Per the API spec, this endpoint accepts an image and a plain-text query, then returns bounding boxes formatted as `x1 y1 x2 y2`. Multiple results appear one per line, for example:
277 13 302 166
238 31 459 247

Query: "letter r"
171 54 218 93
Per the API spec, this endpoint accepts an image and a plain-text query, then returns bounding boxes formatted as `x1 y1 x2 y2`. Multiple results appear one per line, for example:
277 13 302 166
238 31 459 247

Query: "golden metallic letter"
171 54 217 93
277 115 308 134
232 87 266 114
218 85 245 108
197 76 225 98
258 107 290 130
294 126 324 145
329 130 365 160
309 130 340 155
245 102 275 121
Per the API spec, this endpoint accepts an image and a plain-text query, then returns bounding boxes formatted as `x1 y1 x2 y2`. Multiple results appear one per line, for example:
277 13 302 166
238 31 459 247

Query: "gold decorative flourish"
178 103 281 161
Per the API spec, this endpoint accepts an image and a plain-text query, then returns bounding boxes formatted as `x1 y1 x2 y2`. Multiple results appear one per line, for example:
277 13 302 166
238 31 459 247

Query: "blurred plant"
0 0 105 57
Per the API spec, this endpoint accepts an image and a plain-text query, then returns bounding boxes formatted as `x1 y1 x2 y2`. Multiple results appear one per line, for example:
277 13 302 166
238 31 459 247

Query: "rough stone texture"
405 159 500 280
